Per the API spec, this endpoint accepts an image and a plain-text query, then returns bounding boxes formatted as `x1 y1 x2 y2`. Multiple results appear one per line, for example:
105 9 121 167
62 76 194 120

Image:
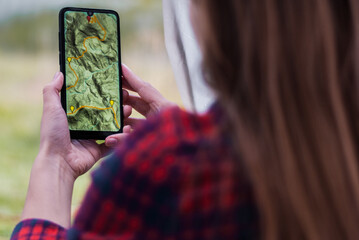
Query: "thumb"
43 72 64 108
52 72 64 91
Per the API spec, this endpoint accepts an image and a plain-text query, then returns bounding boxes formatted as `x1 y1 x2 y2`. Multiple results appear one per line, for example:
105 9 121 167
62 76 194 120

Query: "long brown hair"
193 0 359 239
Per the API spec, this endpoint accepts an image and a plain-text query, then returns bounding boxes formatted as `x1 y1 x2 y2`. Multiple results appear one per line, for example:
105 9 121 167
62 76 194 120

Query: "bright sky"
0 0 136 23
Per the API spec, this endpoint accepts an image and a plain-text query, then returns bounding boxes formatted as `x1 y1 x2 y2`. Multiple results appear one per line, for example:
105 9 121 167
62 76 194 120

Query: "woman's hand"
21 72 132 227
37 72 131 178
105 64 176 146
22 66 174 227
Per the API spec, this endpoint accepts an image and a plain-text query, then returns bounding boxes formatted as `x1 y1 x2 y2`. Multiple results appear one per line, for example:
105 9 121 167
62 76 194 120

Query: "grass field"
0 51 181 238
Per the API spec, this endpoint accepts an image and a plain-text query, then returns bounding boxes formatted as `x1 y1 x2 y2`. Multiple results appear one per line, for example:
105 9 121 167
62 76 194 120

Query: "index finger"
122 76 135 92
121 64 147 92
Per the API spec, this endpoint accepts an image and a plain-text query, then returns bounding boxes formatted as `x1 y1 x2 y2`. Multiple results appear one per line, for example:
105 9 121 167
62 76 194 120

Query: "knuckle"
45 105 58 115
138 82 151 94
143 81 151 89
42 84 53 95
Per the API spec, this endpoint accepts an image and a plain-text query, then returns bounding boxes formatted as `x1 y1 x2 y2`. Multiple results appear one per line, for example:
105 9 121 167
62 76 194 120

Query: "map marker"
110 100 114 106
67 57 72 63
87 16 91 23
70 106 75 112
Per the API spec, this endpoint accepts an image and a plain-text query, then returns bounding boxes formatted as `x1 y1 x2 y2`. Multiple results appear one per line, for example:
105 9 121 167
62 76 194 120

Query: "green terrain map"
64 11 121 131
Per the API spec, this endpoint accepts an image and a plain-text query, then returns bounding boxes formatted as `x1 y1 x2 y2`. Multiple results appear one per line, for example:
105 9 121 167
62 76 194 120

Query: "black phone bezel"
59 7 123 140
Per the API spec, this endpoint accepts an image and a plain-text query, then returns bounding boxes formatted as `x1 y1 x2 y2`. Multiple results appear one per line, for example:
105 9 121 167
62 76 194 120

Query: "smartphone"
59 7 123 140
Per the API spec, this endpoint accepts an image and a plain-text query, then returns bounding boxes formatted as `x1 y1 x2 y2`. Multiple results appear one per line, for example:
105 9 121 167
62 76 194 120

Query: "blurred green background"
0 0 181 238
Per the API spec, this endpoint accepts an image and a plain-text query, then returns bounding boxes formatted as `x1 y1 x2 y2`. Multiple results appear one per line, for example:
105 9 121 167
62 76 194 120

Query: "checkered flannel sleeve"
11 219 66 239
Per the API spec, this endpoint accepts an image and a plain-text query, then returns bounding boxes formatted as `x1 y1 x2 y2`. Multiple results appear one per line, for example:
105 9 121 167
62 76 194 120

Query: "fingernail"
122 64 130 70
107 138 118 146
124 125 132 133
54 72 62 79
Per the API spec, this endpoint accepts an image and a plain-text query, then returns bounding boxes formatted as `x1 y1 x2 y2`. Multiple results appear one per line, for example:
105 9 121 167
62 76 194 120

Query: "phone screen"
60 8 122 139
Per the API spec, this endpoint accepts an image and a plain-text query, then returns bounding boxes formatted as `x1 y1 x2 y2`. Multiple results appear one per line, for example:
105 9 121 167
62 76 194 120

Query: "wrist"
22 152 75 228
34 150 76 185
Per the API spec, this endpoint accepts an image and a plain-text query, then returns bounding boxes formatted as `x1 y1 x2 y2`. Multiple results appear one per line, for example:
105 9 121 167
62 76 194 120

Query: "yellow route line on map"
111 107 121 130
66 15 107 90
68 105 121 129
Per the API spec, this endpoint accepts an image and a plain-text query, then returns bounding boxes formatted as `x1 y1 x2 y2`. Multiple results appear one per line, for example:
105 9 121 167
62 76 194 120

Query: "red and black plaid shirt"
11 104 258 239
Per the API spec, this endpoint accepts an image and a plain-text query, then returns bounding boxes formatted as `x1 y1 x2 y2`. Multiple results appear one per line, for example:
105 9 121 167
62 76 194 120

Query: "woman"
11 0 359 239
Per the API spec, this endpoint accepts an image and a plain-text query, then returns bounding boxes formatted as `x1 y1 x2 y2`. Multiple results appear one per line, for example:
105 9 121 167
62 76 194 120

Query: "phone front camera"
88 11 93 16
